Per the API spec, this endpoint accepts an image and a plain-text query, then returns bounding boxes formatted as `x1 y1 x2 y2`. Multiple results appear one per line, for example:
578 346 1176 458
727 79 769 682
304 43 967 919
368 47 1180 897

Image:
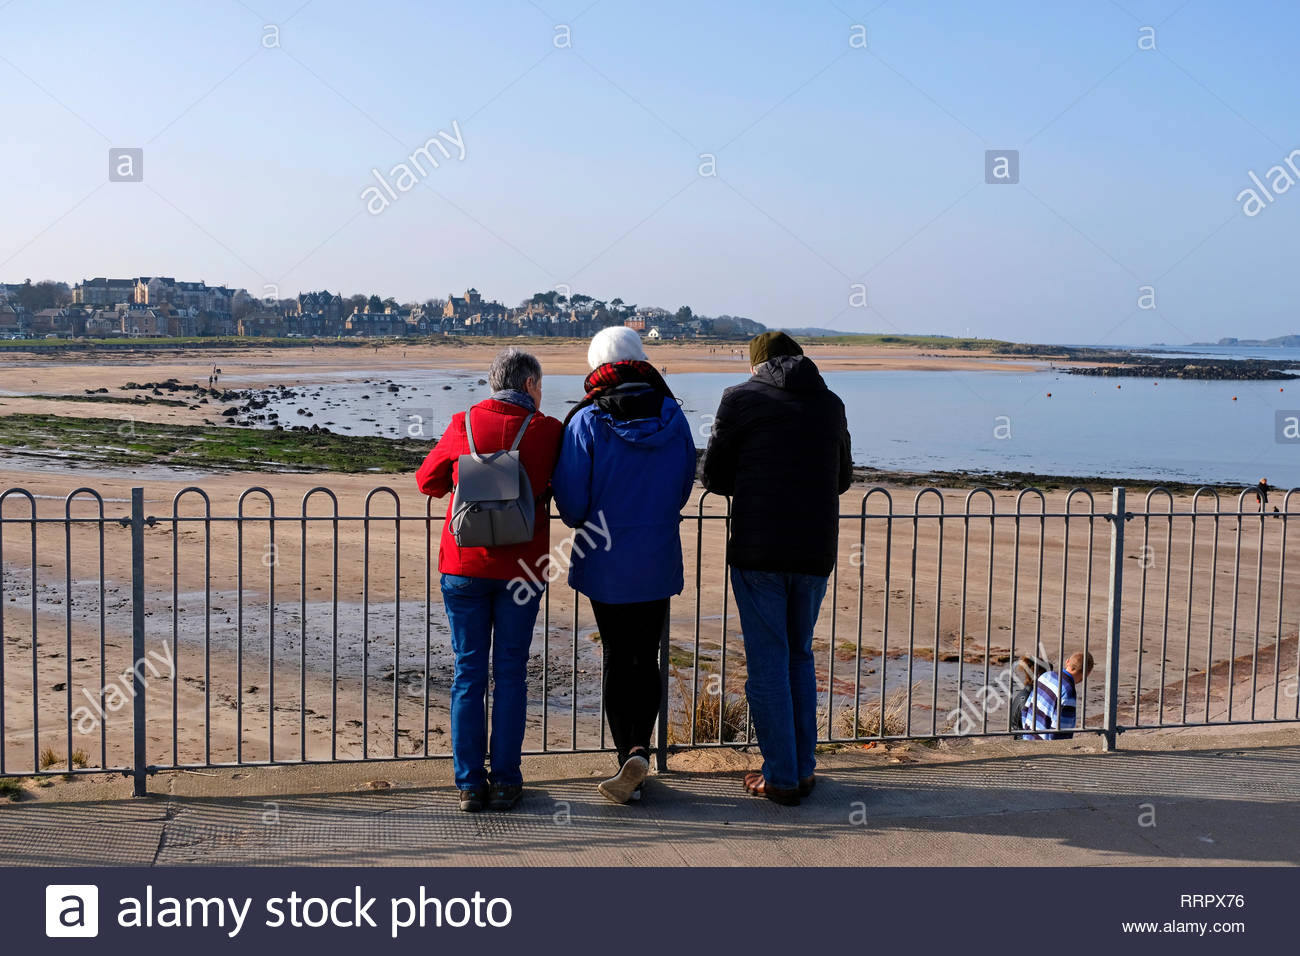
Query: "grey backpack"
450 405 536 548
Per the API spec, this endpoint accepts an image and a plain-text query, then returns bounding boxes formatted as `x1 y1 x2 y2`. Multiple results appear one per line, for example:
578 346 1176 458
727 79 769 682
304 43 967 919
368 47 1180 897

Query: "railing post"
131 488 148 796
1102 486 1125 751
656 600 670 772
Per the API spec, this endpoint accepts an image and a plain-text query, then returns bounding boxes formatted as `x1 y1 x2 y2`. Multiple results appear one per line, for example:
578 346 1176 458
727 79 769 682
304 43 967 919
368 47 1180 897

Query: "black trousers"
590 597 668 765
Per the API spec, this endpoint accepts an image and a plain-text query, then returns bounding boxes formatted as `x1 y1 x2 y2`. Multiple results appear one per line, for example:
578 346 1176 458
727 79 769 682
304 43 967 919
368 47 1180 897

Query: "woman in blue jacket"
552 327 697 804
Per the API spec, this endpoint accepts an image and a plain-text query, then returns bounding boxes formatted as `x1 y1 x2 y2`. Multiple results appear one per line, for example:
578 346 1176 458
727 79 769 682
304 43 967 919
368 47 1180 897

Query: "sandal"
743 771 800 806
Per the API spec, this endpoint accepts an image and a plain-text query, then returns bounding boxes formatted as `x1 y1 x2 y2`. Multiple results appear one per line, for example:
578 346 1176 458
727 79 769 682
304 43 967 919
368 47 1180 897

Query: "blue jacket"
552 391 697 604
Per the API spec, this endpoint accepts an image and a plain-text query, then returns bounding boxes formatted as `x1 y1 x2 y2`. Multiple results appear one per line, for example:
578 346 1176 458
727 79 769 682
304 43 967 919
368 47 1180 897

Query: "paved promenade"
2 726 1297 866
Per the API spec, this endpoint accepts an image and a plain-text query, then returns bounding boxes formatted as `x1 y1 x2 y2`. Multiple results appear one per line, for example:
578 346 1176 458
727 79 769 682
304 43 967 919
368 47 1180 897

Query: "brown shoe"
488 784 523 811
744 771 800 806
798 774 816 797
458 785 488 812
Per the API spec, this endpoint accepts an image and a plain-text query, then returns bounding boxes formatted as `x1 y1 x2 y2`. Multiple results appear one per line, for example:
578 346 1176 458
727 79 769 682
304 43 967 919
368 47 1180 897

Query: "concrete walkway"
2 726 1298 866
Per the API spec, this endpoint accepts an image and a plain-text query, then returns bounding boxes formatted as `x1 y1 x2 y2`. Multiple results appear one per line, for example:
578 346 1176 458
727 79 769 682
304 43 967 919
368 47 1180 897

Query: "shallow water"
259 364 1300 487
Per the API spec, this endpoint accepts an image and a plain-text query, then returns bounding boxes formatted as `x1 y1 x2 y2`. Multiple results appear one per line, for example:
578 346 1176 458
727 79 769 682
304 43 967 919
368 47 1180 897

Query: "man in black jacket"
701 332 852 805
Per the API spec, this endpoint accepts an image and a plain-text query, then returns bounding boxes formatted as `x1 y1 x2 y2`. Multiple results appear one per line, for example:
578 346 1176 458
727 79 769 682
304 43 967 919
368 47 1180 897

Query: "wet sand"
0 340 1054 429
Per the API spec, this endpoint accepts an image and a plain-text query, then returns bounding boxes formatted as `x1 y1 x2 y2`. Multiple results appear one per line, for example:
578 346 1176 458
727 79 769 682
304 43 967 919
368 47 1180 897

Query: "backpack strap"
464 404 535 462
508 411 535 452
463 405 481 460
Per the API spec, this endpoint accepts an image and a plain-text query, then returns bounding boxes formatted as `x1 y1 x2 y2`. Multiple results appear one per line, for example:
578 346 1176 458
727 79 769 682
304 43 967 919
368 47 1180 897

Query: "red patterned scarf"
564 360 674 426
582 360 672 397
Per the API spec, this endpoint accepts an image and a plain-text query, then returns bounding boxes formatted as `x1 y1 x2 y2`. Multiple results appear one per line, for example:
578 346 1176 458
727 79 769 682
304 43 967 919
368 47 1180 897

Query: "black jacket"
700 355 852 575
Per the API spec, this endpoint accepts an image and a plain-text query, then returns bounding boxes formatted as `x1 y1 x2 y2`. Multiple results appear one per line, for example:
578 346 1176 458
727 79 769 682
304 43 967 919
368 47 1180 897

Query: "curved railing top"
1063 487 1096 512
1014 487 1047 513
1142 486 1175 511
236 486 275 517
301 486 340 516
0 487 36 515
857 485 894 514
912 486 946 514
171 485 212 517
962 487 996 513
363 486 401 516
694 489 732 517
64 487 105 518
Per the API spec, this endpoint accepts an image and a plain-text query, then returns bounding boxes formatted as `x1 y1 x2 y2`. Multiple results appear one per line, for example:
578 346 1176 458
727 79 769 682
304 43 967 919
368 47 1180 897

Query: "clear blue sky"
2 0 1297 343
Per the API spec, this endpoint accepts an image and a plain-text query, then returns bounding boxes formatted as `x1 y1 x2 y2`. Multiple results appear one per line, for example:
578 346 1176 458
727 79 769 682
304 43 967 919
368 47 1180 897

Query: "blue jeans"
730 567 828 791
440 574 542 789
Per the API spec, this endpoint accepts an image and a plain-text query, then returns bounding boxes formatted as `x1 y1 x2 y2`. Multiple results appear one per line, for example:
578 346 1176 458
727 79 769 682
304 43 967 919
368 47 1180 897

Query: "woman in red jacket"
416 348 563 812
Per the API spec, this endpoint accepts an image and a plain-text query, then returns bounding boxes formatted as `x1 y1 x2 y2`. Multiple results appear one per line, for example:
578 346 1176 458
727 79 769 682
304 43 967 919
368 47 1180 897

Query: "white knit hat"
587 325 648 370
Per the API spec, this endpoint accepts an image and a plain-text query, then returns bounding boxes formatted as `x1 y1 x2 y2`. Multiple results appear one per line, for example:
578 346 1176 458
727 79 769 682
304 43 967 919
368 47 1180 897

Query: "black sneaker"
458 785 488 813
488 784 523 811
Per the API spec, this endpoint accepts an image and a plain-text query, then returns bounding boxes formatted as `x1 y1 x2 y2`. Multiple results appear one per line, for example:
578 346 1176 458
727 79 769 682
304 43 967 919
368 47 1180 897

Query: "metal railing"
1 484 1297 795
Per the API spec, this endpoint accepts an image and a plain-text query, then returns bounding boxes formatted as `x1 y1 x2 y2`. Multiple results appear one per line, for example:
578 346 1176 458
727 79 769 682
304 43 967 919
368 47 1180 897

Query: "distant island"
772 327 853 337
1191 335 1300 348
1067 357 1297 381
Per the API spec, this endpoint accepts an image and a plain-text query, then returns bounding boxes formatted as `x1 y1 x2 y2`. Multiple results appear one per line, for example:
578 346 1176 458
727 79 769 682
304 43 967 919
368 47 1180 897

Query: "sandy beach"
1 468 1295 775
0 340 1055 428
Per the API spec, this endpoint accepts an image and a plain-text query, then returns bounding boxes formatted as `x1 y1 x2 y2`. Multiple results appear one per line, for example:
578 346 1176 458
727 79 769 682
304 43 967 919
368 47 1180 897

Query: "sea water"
257 361 1300 488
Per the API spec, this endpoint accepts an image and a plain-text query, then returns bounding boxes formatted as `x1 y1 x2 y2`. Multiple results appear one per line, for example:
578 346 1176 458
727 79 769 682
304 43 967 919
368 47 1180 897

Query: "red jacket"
416 399 563 580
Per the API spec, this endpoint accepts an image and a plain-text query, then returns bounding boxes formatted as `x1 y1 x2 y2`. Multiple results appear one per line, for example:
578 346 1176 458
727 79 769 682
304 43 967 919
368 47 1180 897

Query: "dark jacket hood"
752 354 824 392
592 387 681 447
594 382 663 421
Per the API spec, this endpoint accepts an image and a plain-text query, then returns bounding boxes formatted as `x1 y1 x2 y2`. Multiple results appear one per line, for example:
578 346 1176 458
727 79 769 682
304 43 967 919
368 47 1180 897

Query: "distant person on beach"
415 348 563 813
1019 652 1094 741
701 332 852 806
1256 477 1269 512
552 326 696 805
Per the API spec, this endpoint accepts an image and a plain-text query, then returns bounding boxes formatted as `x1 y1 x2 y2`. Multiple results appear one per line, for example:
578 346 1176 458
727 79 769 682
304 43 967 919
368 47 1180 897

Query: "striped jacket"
1020 669 1078 740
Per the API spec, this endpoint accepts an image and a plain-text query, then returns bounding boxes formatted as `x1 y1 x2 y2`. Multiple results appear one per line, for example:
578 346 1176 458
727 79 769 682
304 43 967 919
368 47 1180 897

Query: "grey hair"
488 347 542 392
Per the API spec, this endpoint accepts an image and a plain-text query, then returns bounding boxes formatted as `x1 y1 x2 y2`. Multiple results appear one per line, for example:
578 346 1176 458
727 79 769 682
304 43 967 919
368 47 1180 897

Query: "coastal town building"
443 288 507 325
121 304 170 337
72 278 136 307
237 311 288 337
0 304 22 334
84 309 121 336
133 277 236 314
294 290 343 320
6 276 757 341
346 308 409 337
29 308 86 337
